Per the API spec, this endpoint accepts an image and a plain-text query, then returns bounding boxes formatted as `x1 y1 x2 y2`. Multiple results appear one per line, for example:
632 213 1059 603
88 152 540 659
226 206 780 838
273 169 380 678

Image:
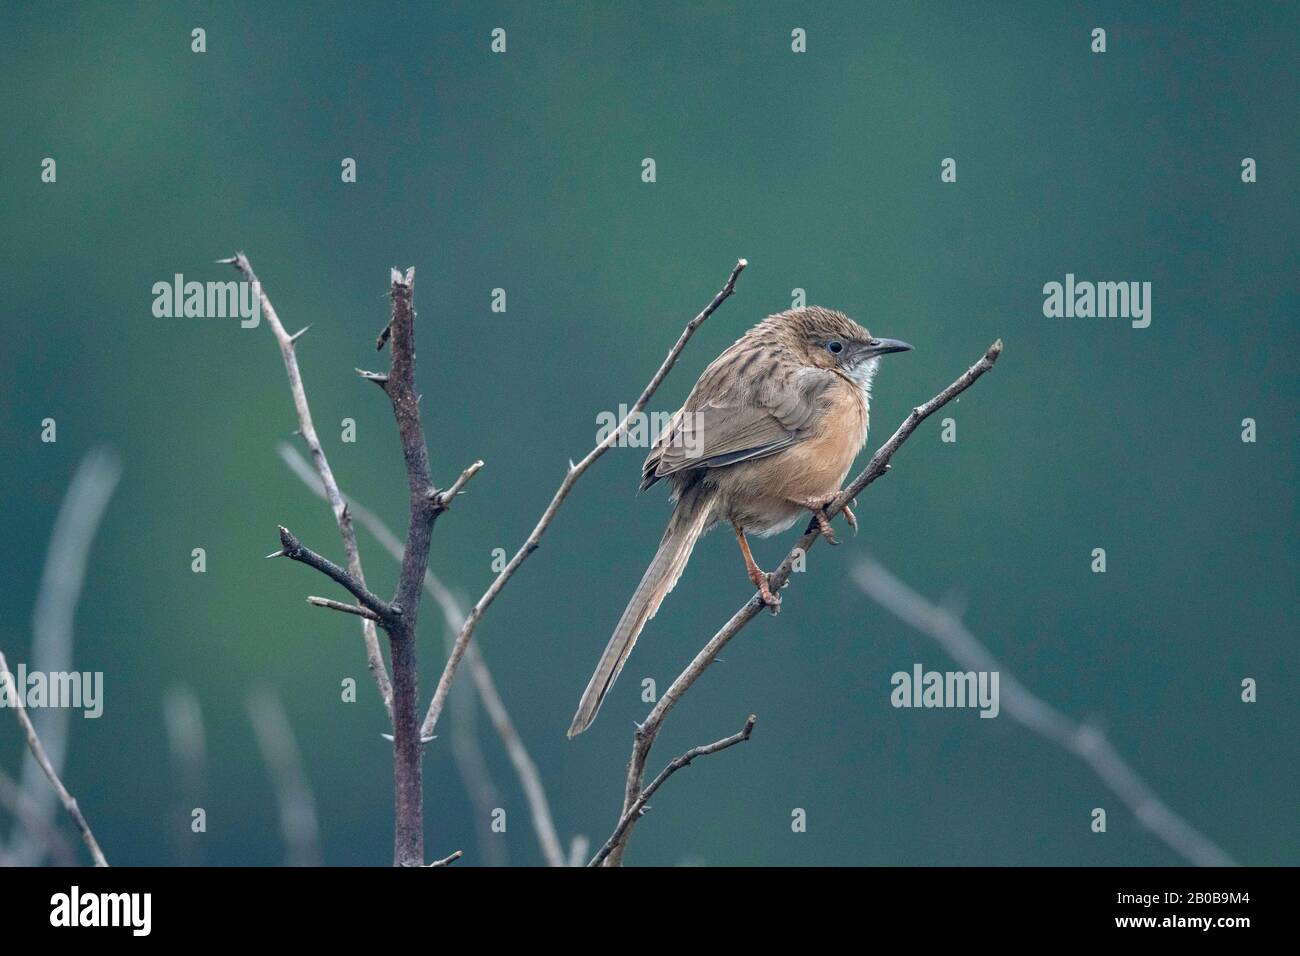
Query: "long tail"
567 490 714 738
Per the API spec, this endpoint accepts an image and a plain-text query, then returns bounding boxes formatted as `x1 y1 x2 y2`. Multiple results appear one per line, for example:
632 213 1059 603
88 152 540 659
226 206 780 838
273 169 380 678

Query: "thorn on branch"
381 732 437 744
356 368 390 391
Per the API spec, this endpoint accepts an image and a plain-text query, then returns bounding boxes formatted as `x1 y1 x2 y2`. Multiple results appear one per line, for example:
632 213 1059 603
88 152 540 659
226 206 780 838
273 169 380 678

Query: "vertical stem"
389 623 423 866
383 268 433 867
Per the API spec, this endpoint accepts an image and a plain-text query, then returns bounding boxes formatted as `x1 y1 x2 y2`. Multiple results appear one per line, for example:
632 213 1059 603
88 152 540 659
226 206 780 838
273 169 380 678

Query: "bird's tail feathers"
567 491 713 737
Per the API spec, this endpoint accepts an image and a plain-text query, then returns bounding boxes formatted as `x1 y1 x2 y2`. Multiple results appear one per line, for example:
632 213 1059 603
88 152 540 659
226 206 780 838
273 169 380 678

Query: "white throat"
845 356 880 398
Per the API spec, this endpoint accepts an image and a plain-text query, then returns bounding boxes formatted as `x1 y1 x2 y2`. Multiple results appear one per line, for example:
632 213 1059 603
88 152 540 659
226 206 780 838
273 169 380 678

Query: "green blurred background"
1 1 1295 866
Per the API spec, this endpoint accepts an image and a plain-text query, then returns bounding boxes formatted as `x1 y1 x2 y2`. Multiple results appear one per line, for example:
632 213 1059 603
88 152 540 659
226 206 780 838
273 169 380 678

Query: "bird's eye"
826 340 844 355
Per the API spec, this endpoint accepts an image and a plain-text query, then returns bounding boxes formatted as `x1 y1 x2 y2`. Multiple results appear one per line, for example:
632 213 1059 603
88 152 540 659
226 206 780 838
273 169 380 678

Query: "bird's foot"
798 495 840 545
746 566 782 613
795 493 856 544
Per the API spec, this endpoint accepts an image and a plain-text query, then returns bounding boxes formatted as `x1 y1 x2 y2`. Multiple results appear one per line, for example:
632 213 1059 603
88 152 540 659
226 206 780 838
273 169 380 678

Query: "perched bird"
568 307 911 737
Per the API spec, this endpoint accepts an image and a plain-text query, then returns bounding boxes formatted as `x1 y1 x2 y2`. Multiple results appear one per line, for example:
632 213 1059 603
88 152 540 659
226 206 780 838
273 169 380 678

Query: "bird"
567 306 911 737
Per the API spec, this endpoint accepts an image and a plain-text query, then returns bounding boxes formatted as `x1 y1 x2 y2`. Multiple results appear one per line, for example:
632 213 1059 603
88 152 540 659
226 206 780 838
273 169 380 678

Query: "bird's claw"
747 568 782 613
843 501 858 534
813 509 839 545
800 493 856 543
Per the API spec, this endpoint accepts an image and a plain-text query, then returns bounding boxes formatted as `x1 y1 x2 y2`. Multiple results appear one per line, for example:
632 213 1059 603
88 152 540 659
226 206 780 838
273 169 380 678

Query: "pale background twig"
851 555 1236 867
162 684 208 866
4 448 118 867
246 687 322 867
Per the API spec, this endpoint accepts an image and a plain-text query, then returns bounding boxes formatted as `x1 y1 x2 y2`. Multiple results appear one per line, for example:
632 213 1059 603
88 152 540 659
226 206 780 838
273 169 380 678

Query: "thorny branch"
600 339 1004 866
227 253 394 722
278 443 569 867
270 526 394 621
243 256 453 866
588 715 755 866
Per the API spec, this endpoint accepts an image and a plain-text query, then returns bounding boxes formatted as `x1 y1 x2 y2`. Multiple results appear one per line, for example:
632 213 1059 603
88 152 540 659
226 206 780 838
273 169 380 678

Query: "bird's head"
765 307 912 391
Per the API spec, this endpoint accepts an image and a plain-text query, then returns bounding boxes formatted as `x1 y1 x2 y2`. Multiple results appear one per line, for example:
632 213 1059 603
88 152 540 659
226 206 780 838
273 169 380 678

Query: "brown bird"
568 307 911 737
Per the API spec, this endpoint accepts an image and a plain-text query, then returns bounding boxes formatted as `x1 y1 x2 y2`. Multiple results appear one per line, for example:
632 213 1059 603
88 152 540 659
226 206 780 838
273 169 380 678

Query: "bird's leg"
731 522 780 611
789 494 856 545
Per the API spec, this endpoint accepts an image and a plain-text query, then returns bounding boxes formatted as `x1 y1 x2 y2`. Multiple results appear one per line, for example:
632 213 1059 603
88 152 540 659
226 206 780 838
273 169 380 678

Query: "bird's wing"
643 365 834 487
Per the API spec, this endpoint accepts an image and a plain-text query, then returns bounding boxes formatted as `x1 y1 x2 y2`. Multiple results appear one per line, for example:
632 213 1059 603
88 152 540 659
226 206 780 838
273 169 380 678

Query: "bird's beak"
865 337 913 356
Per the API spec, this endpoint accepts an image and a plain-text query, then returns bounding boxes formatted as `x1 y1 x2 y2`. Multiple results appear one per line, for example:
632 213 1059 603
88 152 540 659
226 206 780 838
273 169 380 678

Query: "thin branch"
271 526 394 622
246 688 322 867
427 849 463 867
589 715 755 867
602 339 1003 866
307 596 381 623
278 443 568 868
0 649 107 866
229 252 393 722
419 258 749 742
431 460 484 514
850 556 1237 867
8 448 119 866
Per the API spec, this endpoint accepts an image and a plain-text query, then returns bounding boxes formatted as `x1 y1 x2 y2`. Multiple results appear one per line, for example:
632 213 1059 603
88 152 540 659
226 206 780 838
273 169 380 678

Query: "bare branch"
589 715 755 867
0 649 107 866
427 849 463 867
851 556 1237 867
246 688 322 867
272 526 394 622
307 596 382 622
372 266 436 867
278 443 568 868
229 253 393 721
602 339 1003 865
420 258 749 742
